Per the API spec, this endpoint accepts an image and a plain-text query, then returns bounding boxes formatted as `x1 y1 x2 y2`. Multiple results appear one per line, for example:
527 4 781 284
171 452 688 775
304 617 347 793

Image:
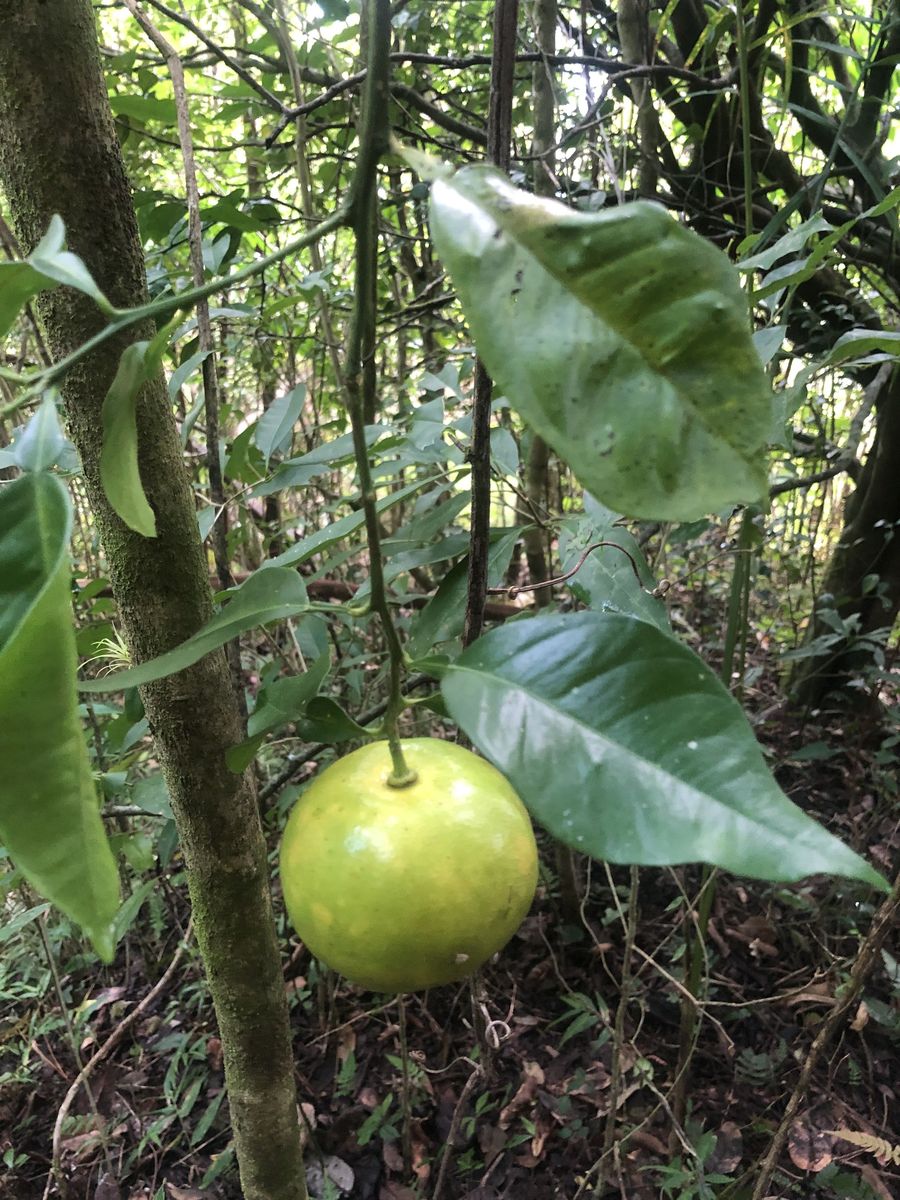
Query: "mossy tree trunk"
0 4 306 1197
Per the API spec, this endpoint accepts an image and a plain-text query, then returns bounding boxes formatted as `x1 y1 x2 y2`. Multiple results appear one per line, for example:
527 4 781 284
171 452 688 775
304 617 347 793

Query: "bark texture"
792 368 900 708
0 4 306 1197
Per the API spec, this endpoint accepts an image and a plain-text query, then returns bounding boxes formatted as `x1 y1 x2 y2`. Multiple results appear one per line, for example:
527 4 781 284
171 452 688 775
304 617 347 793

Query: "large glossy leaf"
429 167 770 520
81 566 309 692
441 612 886 888
0 474 119 957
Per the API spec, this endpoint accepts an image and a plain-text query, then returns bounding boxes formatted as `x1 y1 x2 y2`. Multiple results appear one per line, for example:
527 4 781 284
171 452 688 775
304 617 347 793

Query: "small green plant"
357 1095 400 1146
646 1126 735 1199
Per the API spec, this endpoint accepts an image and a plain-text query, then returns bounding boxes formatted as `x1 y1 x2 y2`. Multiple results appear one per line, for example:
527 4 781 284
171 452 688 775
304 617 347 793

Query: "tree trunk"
791 367 900 709
0 4 306 1198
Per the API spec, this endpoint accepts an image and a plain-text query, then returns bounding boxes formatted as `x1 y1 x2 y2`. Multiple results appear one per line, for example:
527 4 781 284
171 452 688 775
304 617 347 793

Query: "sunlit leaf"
0 215 110 338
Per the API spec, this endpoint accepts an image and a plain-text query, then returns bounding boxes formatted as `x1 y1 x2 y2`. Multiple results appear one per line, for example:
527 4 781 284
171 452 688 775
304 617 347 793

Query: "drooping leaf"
441 611 886 888
80 566 309 692
99 321 177 537
0 473 119 957
253 384 306 466
429 167 770 520
12 393 67 472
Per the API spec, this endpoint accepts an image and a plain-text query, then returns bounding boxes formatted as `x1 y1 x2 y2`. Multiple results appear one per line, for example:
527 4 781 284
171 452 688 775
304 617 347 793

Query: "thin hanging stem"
343 0 414 787
0 205 348 416
462 0 519 646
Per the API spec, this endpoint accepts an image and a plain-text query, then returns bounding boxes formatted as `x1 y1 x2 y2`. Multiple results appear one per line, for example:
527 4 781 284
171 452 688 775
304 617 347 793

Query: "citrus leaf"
406 527 521 658
265 476 442 569
441 611 886 888
0 474 119 957
429 167 770 520
226 652 331 772
558 495 668 631
824 329 900 365
100 341 158 537
80 566 309 692
296 696 370 743
0 216 110 338
28 215 112 309
12 393 67 472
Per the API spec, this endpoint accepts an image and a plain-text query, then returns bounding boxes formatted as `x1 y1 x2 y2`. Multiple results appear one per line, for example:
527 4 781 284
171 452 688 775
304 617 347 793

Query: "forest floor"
3 621 899 1200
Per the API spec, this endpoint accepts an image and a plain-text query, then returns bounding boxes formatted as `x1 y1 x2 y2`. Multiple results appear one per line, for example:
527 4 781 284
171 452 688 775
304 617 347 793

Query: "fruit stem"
342 0 412 778
386 736 418 789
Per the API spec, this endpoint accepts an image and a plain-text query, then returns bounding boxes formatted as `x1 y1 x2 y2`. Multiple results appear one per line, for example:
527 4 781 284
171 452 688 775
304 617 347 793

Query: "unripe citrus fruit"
279 737 538 992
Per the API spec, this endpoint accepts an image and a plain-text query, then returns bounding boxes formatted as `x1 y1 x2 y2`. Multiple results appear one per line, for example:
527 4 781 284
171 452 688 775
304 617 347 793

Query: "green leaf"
226 652 331 772
0 215 110 338
109 94 178 126
824 329 900 365
440 611 886 888
100 326 177 537
80 566 309 692
429 167 770 520
558 495 668 632
28 215 111 308
266 476 442 569
252 424 388 498
253 384 306 465
296 696 370 743
0 474 119 957
491 427 519 476
407 527 521 658
112 879 156 945
12 393 67 472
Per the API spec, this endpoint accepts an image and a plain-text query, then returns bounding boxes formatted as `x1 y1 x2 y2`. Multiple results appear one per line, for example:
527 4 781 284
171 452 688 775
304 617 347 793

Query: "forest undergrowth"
3 580 898 1200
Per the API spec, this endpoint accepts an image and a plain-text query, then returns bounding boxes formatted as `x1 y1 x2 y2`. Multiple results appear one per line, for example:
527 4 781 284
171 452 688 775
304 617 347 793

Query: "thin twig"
750 872 900 1200
46 921 194 1199
486 539 657 597
462 0 519 648
431 1061 484 1200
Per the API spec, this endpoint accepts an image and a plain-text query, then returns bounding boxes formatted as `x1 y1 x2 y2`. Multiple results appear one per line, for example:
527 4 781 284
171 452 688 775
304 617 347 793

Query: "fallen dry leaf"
788 1119 834 1172
499 1061 544 1129
94 1175 122 1200
707 1120 743 1174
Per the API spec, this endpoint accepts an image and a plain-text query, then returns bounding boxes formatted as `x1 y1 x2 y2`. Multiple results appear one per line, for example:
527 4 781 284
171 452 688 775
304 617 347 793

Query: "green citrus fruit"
279 737 538 993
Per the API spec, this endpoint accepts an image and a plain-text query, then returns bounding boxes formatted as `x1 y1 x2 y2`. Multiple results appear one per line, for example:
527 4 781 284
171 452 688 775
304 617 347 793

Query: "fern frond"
828 1129 900 1166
